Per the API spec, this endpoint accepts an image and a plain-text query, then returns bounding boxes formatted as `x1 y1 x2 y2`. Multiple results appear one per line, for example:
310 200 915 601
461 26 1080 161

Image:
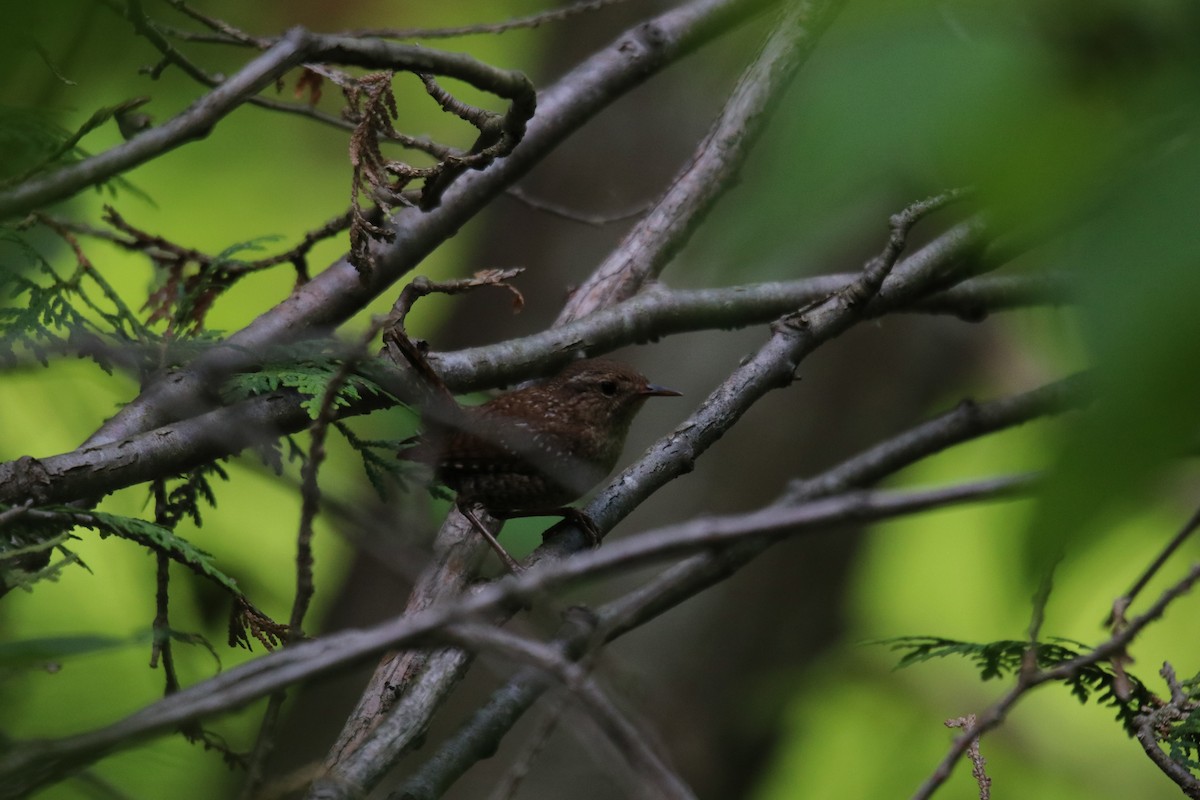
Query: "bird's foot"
549 508 602 548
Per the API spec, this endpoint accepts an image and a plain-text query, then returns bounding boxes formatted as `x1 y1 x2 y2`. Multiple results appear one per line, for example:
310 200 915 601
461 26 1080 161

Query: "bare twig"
441 624 696 800
162 0 267 48
945 716 990 800
784 373 1087 502
551 476 1032 575
1110 502 1200 627
505 185 653 226
485 700 566 800
430 244 1018 390
557 0 849 322
343 0 642 40
1131 663 1200 798
149 548 179 694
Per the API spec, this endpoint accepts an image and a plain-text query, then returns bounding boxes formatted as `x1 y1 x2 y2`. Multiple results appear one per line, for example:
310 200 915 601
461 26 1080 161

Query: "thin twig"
241 305 406 797
149 548 179 694
485 700 566 800
162 0 267 47
342 0 642 41
911 558 1200 800
441 624 696 800
504 186 653 226
945 716 990 800
1110 502 1200 627
557 0 851 323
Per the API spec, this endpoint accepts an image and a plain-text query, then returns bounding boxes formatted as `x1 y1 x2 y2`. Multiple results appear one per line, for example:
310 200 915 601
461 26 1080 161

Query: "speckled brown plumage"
406 358 680 566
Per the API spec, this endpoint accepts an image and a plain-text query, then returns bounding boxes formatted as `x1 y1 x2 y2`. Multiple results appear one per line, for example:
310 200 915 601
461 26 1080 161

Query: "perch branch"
395 375 1082 797
0 476 1027 800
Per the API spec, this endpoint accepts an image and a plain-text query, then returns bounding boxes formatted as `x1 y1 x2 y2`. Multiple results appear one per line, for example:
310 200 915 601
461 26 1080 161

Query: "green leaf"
874 635 1156 736
1022 139 1200 577
333 420 421 498
62 509 241 596
0 635 128 670
224 348 388 420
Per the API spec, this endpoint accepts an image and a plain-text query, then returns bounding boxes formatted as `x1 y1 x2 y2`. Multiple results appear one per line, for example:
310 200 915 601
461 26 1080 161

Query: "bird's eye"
599 380 618 396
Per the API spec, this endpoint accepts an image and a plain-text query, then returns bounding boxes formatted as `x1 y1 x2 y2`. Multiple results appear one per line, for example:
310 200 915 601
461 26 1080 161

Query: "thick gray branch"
82 0 781 449
0 272 1063 508
430 272 1065 388
0 476 1024 800
0 392 316 507
319 204 986 795
0 29 311 219
0 30 535 221
394 373 1083 797
319 1 858 790
557 0 847 321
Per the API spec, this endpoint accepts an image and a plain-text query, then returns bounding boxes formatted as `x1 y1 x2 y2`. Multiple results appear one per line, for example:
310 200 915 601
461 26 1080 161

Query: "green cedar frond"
875 635 1156 736
61 508 243 597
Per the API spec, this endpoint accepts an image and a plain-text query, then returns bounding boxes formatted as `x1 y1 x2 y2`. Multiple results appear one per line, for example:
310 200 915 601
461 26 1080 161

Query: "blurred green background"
3 1 1200 798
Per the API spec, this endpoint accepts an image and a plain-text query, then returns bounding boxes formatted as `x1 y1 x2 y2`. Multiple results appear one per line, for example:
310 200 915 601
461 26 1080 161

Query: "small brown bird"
407 358 681 570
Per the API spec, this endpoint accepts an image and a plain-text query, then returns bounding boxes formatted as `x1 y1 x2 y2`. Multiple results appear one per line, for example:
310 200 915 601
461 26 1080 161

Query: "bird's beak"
640 383 682 397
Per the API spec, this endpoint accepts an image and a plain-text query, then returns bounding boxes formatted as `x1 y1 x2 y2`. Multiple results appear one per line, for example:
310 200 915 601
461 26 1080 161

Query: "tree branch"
393 375 1081 797
439 624 696 800
0 477 1027 800
911 551 1200 800
429 272 1067 386
557 0 848 322
0 29 311 219
0 268 1066 516
0 28 537 221
81 0 783 450
316 194 985 796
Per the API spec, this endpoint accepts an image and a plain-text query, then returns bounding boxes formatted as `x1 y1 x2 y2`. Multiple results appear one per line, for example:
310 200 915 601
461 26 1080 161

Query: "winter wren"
408 358 681 569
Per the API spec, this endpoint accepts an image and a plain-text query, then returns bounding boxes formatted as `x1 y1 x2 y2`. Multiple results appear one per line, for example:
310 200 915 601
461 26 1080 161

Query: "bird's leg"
457 502 524 573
